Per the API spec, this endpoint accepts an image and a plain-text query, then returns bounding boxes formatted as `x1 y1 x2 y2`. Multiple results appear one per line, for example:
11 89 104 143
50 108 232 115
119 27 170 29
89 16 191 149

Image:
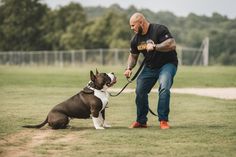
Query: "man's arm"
124 53 139 78
155 38 176 52
146 38 176 52
126 53 139 70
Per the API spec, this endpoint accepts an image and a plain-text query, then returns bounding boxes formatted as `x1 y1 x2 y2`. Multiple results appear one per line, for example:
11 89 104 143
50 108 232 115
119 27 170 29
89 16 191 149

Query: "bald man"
124 12 178 129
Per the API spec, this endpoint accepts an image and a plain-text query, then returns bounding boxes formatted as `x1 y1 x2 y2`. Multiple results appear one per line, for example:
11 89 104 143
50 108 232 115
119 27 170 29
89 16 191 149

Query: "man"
124 12 178 129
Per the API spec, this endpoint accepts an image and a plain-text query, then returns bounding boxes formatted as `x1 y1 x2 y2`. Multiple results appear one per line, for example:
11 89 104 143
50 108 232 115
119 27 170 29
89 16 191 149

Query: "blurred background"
0 0 235 66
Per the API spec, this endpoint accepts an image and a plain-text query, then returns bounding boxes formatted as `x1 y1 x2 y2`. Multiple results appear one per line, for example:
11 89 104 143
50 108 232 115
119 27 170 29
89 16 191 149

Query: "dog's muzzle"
107 73 116 87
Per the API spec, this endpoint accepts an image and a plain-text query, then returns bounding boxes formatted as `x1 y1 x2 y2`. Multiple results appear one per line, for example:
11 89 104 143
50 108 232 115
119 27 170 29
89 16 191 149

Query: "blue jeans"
135 63 177 124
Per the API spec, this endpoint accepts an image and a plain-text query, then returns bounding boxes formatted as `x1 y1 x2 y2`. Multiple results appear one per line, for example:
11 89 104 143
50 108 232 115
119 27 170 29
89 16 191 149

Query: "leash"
109 40 154 97
109 57 147 97
109 57 159 117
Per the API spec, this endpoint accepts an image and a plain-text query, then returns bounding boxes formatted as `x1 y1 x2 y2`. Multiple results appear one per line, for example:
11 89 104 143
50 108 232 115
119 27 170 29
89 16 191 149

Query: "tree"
83 11 130 49
0 0 48 51
60 21 85 50
42 2 86 50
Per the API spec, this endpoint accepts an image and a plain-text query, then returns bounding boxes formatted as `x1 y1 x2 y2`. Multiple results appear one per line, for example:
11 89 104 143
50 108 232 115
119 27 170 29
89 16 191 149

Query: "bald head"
129 12 149 35
130 12 145 23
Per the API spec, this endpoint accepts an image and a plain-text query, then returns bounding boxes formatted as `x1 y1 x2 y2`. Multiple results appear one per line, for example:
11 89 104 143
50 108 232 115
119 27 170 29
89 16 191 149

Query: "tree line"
0 0 235 65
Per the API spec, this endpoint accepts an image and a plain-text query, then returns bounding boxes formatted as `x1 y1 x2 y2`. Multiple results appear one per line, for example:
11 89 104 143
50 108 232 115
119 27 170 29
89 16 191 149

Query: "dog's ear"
96 68 99 75
90 70 96 82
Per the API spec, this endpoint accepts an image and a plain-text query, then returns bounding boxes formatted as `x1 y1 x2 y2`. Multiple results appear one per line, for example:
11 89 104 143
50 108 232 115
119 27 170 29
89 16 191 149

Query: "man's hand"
146 39 156 52
146 43 156 52
124 69 132 78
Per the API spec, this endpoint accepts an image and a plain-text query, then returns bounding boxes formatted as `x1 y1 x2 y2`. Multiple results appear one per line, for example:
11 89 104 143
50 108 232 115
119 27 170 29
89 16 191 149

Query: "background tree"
42 2 86 50
0 0 48 51
0 1 235 65
83 12 130 49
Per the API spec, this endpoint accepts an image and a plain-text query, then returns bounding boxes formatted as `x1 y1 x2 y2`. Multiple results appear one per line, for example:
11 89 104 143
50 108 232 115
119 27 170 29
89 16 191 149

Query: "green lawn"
0 65 236 88
0 65 236 157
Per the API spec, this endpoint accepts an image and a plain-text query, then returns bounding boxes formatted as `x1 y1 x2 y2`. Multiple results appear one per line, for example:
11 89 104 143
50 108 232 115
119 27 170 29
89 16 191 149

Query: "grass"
0 65 236 88
0 65 236 157
174 66 236 87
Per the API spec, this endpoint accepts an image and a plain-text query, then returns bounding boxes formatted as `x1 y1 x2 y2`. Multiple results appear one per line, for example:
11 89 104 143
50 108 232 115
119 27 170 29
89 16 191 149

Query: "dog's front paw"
95 126 105 130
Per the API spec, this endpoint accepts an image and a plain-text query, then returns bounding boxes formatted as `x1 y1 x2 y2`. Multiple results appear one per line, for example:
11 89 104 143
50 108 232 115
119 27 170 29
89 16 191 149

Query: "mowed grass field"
0 65 236 157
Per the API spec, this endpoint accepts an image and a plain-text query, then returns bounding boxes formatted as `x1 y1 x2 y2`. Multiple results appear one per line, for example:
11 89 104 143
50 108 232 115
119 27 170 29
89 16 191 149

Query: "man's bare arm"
126 53 139 70
155 38 176 52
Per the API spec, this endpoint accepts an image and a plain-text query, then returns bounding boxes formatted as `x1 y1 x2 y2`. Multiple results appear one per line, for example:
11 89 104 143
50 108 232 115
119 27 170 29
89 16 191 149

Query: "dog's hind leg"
48 113 69 129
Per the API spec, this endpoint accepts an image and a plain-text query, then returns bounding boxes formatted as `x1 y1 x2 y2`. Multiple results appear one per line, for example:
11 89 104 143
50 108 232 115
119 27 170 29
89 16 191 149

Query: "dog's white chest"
94 89 109 110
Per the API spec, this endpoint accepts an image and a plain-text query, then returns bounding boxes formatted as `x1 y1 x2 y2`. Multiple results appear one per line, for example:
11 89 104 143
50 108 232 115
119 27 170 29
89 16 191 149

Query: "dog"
23 69 116 130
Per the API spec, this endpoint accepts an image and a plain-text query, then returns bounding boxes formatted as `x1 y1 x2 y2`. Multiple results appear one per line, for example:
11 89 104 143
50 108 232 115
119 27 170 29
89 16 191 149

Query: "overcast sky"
41 0 236 19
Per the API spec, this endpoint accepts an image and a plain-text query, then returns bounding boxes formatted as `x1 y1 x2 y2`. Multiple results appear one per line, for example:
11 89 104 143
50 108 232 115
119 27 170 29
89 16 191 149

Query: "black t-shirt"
130 23 178 68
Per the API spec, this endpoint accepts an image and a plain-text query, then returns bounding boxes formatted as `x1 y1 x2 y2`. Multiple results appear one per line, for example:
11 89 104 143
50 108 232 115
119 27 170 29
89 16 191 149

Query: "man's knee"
159 86 170 95
159 73 173 89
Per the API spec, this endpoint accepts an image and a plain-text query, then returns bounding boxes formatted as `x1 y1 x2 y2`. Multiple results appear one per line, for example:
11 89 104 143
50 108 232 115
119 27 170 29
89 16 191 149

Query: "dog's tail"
22 117 48 129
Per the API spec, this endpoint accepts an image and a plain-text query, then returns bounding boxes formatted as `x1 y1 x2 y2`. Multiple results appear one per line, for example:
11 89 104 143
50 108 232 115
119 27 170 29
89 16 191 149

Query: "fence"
0 49 130 66
178 37 209 66
0 38 209 66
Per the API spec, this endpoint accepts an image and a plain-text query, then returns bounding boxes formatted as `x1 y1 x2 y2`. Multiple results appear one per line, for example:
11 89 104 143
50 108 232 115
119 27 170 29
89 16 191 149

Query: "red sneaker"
129 122 147 128
160 121 170 129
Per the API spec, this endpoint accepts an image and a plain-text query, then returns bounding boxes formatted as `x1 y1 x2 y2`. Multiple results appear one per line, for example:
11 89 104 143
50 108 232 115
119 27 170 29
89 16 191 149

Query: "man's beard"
137 26 143 35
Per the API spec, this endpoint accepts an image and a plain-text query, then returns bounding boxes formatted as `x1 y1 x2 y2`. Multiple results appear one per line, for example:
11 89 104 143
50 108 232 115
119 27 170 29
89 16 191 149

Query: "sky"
41 0 236 19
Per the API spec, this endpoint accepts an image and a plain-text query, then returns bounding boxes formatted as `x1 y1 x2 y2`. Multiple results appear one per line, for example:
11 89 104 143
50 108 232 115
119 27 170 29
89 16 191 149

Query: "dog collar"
86 81 106 92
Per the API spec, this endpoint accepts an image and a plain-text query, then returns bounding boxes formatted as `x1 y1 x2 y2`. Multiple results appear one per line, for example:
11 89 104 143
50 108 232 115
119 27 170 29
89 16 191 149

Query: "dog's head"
90 69 116 90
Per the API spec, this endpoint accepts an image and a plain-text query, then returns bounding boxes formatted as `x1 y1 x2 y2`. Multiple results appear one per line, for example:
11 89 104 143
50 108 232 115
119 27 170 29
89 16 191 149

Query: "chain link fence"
0 49 130 66
0 42 208 66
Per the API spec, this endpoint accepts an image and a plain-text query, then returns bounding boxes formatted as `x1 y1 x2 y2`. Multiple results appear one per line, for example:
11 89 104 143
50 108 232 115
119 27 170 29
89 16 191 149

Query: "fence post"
54 51 57 66
82 49 86 64
30 51 33 65
44 51 48 65
99 49 104 65
18 51 21 65
22 51 25 65
203 37 209 66
60 51 63 67
71 50 75 66
114 49 119 65
177 46 182 66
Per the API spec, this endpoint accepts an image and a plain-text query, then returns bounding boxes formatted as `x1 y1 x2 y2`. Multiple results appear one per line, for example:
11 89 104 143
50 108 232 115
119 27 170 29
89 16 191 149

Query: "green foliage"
0 1 235 64
83 12 130 48
42 2 87 50
60 21 85 50
0 0 48 50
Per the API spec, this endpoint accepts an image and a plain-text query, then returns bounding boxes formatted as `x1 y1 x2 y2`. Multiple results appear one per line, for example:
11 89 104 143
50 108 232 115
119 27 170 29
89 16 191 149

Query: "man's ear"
96 68 99 75
90 70 96 82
